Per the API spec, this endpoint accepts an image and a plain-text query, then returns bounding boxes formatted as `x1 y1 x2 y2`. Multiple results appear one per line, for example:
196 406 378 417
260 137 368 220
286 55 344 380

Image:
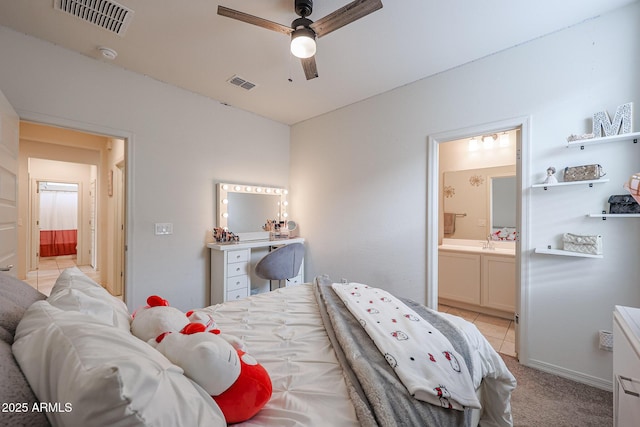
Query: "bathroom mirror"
491 176 516 230
442 165 515 240
217 183 288 238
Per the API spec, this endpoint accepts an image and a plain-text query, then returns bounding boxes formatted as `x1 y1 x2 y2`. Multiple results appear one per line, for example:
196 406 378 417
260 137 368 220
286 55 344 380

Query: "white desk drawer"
227 275 248 292
227 249 249 264
227 261 248 277
227 287 249 301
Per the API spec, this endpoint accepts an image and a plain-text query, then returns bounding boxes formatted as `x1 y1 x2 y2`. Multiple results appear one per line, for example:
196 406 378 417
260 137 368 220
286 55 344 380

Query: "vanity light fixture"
483 134 497 149
222 198 229 205
468 137 480 152
499 132 510 147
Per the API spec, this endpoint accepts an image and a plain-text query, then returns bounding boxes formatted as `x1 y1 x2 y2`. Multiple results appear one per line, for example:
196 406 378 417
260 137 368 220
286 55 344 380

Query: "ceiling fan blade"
217 6 293 36
301 56 319 80
310 0 383 38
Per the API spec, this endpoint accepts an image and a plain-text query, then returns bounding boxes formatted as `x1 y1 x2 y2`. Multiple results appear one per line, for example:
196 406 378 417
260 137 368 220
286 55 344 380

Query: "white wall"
291 2 640 388
0 25 290 312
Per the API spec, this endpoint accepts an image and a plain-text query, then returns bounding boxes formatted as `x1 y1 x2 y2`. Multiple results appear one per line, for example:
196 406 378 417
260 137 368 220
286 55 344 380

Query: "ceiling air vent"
54 0 134 36
227 75 257 91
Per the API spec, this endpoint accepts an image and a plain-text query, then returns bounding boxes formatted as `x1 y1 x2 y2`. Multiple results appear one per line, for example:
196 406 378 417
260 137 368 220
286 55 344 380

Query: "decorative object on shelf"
566 133 595 142
543 166 558 184
608 194 640 214
592 102 633 137
213 227 239 243
563 164 605 182
563 233 603 255
624 173 640 204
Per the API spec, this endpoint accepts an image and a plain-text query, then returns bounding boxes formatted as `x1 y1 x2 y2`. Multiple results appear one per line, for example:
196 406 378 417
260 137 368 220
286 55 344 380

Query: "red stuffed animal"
132 296 272 423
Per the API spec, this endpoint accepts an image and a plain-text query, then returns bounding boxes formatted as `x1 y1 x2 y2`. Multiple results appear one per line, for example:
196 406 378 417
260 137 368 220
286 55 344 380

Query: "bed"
1 268 516 427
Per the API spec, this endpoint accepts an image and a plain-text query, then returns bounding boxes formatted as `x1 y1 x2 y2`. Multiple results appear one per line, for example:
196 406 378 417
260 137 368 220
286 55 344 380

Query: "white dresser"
208 237 304 304
613 305 640 427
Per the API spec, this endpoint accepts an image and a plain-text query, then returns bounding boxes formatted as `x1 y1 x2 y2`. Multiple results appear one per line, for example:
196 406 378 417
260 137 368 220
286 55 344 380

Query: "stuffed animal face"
131 296 190 343
155 331 241 396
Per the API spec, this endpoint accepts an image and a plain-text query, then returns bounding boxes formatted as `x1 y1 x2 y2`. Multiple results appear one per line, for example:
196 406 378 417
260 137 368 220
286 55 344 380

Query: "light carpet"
502 355 613 427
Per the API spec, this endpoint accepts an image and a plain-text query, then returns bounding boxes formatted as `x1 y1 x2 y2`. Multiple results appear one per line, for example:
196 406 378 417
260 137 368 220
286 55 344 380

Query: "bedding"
2 268 516 427
202 276 516 427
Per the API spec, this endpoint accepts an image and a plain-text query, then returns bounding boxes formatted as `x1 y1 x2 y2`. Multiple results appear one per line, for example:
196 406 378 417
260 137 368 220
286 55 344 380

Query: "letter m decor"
592 102 633 137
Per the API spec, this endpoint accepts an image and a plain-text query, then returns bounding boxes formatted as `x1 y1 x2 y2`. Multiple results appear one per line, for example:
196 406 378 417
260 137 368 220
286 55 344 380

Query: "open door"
0 89 19 276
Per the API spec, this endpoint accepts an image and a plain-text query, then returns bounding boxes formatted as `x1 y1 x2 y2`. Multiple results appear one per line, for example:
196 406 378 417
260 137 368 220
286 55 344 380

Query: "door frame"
17 109 134 304
426 116 531 364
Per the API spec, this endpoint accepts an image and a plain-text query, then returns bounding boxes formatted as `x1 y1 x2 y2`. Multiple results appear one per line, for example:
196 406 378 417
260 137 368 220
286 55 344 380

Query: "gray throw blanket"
314 279 476 427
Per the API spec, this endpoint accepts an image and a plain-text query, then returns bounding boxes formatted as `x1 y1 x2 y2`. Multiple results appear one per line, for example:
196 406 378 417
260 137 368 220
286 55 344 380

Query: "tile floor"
24 260 516 357
439 304 517 357
25 256 102 296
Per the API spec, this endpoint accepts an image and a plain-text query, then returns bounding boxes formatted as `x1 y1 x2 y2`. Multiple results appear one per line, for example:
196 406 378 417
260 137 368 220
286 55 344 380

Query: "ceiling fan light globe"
290 30 316 58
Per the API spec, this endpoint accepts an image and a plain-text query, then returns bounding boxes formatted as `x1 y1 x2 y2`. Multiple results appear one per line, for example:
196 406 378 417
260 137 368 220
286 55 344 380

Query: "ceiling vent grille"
227 75 257 91
54 0 134 36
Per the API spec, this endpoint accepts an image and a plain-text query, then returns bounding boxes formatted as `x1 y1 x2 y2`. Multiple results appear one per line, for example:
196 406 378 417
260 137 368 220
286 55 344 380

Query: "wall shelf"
532 178 609 190
534 247 603 258
567 131 640 149
587 213 640 219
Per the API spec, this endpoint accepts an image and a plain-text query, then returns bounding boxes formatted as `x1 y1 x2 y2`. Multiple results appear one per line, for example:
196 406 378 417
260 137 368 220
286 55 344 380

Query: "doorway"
426 116 531 363
19 120 129 299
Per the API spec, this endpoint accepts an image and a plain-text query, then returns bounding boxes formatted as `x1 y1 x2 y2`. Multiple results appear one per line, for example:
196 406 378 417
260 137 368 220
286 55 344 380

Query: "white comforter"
202 284 361 427
201 283 515 426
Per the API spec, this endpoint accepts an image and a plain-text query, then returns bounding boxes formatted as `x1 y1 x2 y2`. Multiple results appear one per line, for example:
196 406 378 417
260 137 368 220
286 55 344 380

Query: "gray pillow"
0 272 47 341
0 273 50 426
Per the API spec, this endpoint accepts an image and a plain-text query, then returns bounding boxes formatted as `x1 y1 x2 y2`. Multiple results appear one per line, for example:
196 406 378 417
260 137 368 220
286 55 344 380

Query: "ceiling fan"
218 0 383 80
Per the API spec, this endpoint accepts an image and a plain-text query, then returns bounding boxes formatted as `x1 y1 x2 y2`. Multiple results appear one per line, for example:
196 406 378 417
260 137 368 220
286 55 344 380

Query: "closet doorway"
426 116 531 364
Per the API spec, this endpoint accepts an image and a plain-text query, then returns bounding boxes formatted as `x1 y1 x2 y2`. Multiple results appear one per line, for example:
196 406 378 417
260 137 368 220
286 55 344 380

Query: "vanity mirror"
217 183 288 241
443 165 515 240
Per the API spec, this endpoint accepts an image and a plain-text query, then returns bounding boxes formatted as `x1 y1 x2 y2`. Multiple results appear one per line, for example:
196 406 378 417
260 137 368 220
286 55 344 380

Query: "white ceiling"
0 0 636 125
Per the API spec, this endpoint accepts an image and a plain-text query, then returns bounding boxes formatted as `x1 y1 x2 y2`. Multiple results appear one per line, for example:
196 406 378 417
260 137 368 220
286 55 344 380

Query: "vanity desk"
208 237 305 305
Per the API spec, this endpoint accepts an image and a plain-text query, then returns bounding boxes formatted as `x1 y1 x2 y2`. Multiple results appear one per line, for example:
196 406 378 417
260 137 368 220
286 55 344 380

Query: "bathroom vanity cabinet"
438 247 515 318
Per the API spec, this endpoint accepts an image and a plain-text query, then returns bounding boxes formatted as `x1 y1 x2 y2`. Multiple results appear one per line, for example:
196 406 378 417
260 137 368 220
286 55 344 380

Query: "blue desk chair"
255 243 304 291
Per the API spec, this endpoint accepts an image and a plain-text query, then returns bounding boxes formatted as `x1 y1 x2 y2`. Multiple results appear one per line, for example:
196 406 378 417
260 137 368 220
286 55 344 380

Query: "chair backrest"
255 243 304 281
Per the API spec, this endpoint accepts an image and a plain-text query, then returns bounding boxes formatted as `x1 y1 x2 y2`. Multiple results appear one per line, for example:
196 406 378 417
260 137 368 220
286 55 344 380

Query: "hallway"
25 256 101 296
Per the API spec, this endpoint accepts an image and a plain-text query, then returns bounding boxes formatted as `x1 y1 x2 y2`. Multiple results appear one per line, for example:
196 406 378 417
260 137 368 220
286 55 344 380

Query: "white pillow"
47 267 131 331
12 301 226 427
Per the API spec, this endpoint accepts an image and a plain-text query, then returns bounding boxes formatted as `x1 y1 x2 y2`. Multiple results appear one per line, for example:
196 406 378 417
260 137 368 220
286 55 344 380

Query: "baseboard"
524 358 613 392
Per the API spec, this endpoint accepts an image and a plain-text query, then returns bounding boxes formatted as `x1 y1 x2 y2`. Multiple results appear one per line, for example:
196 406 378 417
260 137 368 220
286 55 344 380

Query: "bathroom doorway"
426 117 531 363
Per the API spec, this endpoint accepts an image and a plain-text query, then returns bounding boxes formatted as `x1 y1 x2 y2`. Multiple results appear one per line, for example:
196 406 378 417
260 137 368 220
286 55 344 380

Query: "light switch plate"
154 223 173 235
